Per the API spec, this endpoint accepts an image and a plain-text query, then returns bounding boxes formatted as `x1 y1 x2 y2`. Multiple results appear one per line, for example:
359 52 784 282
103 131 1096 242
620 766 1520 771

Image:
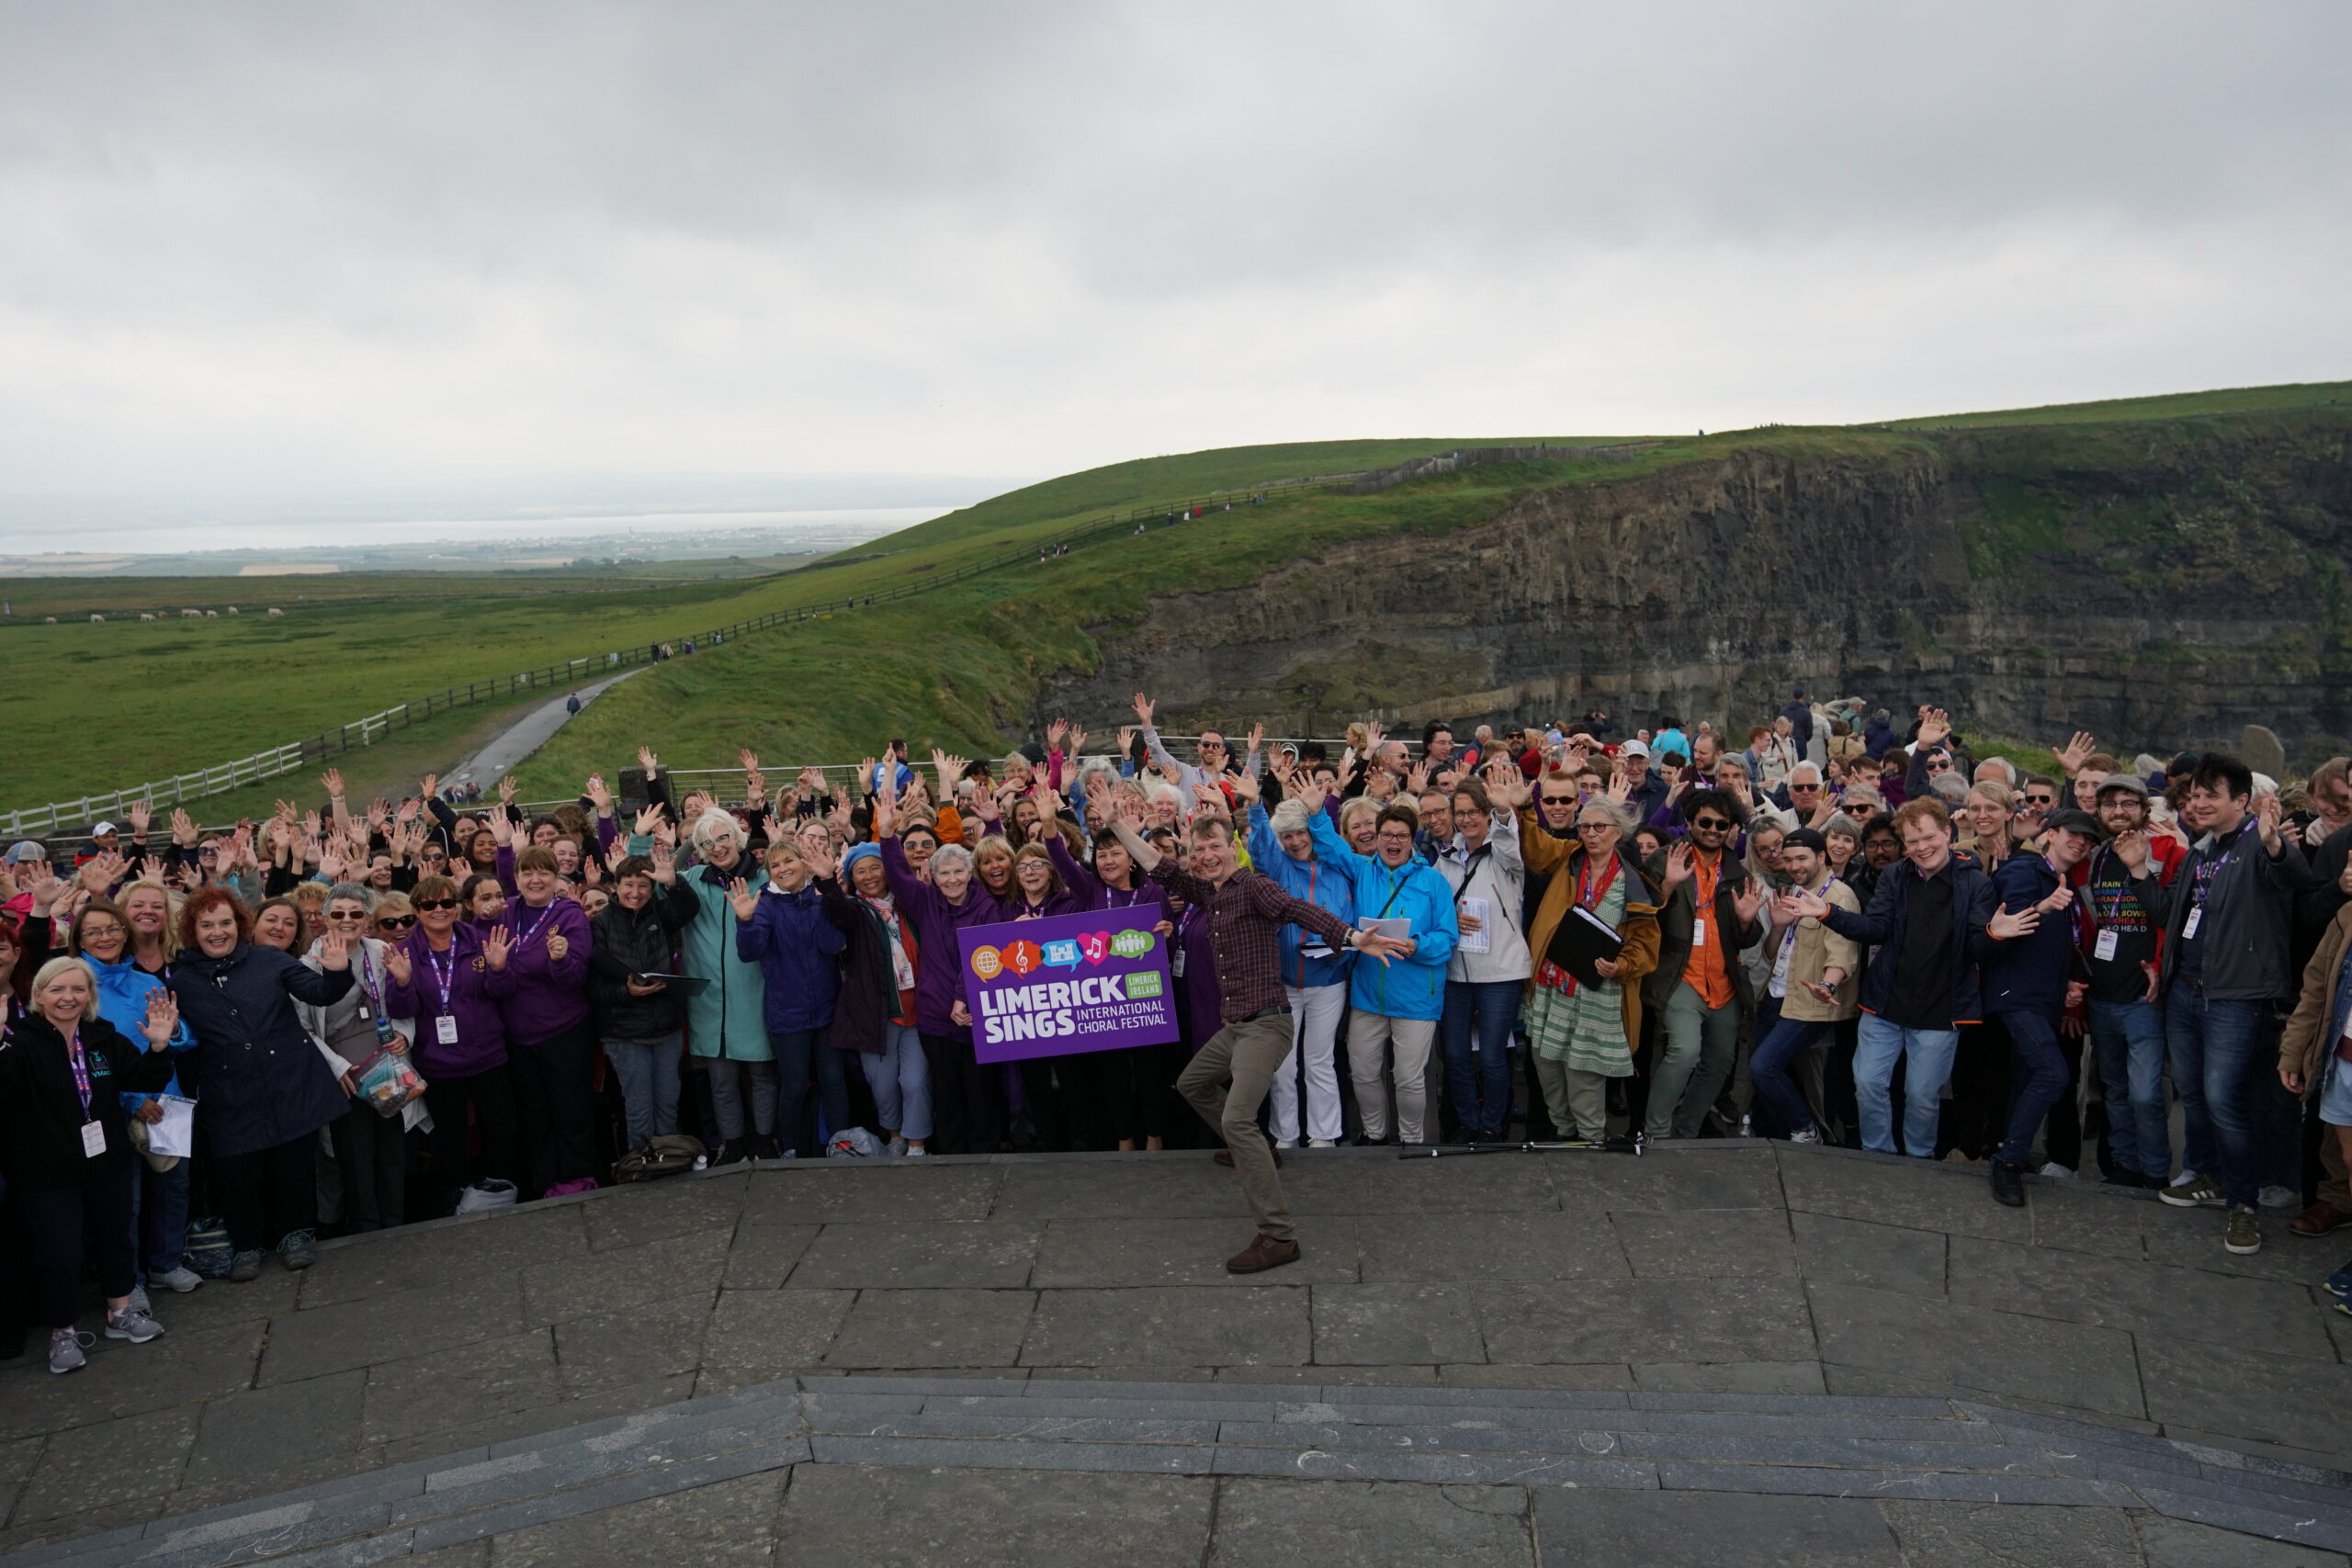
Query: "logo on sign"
1125 971 1164 999
1041 939 1082 973
969 945 1003 981
1001 940 1043 976
1110 929 1155 959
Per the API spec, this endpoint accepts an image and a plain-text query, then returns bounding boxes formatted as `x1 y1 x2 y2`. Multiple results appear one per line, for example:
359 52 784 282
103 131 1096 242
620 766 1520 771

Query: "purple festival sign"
957 908 1181 1064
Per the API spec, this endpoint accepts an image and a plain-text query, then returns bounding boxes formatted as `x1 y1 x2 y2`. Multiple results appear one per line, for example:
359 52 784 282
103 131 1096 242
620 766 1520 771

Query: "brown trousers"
1179 1009 1296 1243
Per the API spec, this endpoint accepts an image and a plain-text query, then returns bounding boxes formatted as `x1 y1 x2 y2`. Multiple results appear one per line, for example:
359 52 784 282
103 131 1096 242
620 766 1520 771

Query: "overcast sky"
2 1 2346 513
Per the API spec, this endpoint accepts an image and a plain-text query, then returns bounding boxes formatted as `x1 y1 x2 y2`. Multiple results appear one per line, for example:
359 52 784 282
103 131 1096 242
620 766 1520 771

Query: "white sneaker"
1787 1127 1821 1145
888 1136 908 1157
1274 1138 1300 1149
153 1267 204 1293
1307 1138 1337 1148
902 1145 928 1157
2258 1185 2300 1210
2039 1163 2075 1179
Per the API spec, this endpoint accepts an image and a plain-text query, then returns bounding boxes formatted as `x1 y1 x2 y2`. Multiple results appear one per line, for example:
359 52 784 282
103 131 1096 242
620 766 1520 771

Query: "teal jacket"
661 857 775 1062
1307 811 1459 1021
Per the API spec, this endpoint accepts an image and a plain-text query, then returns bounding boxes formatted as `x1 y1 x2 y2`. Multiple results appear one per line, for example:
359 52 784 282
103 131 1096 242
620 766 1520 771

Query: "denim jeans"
1853 1013 1961 1156
1442 979 1522 1137
772 1029 852 1156
1995 1007 2070 1168
128 1153 191 1285
605 1032 684 1149
1749 1013 1829 1137
2164 984 2272 1208
2087 998 2169 1180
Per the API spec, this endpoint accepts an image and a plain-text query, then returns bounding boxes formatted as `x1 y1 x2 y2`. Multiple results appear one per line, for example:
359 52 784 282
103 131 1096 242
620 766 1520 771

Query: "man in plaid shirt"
1110 810 1410 1272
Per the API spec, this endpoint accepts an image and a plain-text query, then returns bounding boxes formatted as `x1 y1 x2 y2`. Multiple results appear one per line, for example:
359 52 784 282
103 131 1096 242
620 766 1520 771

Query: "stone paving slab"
6 1143 2352 1565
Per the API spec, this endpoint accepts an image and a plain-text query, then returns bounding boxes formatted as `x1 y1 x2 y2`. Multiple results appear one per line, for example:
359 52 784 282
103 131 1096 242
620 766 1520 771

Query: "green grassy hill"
4 382 2347 818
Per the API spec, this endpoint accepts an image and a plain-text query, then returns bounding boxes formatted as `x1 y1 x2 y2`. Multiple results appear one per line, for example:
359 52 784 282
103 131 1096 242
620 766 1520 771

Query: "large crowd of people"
6 691 2352 1372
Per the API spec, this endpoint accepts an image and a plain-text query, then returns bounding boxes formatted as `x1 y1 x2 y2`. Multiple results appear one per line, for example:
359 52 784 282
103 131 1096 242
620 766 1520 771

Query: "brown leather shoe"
2290 1201 2351 1238
1214 1145 1283 1168
1226 1233 1301 1274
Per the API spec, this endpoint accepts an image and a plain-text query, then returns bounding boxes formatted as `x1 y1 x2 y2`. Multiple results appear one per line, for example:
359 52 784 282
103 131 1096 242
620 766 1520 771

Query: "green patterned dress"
1524 865 1633 1078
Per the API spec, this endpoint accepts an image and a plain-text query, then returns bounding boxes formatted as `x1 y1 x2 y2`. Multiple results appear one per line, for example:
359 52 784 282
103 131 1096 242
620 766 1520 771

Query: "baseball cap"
91 820 119 836
2044 808 2109 841
1782 828 1827 854
2094 774 2150 802
6 840 44 863
1623 739 1649 758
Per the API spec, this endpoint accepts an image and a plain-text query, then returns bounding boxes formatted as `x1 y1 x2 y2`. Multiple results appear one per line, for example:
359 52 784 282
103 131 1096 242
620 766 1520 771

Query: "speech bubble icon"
1109 929 1155 959
969 945 1003 981
1002 940 1043 977
1079 931 1111 965
1041 938 1082 973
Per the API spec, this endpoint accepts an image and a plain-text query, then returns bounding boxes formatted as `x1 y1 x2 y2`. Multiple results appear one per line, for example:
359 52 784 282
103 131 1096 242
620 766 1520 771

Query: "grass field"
4 384 2347 819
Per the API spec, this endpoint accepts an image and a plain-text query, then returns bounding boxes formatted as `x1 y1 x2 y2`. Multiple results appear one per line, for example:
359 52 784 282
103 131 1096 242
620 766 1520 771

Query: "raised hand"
1405 761 1430 796
367 797 392 830
546 931 570 963
1066 725 1089 755
1246 722 1265 756
1482 759 1530 810
321 767 346 799
420 772 440 800
481 924 514 969
650 841 678 885
727 876 758 920
1191 782 1227 814
638 746 661 778
1046 717 1069 750
2111 828 2149 873
2255 791 2284 852
383 940 413 983
740 748 762 775
498 776 516 806
1228 771 1261 806
1132 692 1156 727
1290 771 1330 813
1732 879 1766 924
2053 731 2097 776
1035 784 1059 822
1663 842 1695 889
585 773 612 815
634 802 667 837
171 807 198 847
396 796 422 824
1783 886 1834 921
1916 709 1951 750
128 801 152 838
1987 904 2041 941
319 929 354 970
581 853 604 886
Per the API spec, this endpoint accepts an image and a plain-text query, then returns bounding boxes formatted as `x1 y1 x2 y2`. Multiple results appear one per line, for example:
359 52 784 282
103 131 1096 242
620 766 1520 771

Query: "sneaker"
1786 1127 1822 1145
104 1306 164 1344
2159 1175 2224 1209
2259 1185 2301 1211
751 1135 786 1163
2038 1162 2075 1180
127 1285 151 1314
153 1266 205 1293
48 1329 91 1375
2223 1205 2262 1256
1988 1159 2027 1208
1273 1138 1300 1149
902 1145 928 1157
2290 1202 2351 1239
888 1136 908 1157
228 1250 264 1283
1307 1138 1337 1148
2323 1261 2352 1299
277 1230 317 1271
1225 1233 1302 1274
710 1139 749 1168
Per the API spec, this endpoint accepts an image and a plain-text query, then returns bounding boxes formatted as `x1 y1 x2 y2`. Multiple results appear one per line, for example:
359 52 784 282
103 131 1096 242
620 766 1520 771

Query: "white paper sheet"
147 1094 198 1158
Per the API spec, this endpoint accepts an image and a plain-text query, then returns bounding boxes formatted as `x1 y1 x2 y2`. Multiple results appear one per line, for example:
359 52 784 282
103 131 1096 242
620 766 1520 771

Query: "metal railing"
0 476 1350 837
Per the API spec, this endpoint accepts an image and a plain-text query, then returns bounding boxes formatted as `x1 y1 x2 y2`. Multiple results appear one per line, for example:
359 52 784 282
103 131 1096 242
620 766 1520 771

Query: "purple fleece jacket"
494 896 593 1045
881 837 1007 1042
385 923 520 1078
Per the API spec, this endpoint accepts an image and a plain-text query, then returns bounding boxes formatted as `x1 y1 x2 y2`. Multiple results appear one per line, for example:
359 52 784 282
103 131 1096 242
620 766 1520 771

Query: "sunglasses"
1575 821 1615 832
1539 795 1577 807
376 915 418 931
1692 817 1733 831
1791 783 1820 792
413 897 460 911
325 909 369 921
1927 760 1953 772
2024 795 2054 807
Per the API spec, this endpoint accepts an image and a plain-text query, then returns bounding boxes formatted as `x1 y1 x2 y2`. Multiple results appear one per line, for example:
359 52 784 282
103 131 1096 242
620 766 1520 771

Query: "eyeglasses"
325 909 369 921
1575 821 1614 832
1374 831 1415 845
376 915 418 931
1692 817 1733 831
412 897 459 912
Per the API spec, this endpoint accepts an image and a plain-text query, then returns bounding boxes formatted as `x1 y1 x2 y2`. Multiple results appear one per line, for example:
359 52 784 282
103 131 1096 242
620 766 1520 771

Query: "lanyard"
353 943 387 1014
425 939 458 1012
64 1028 93 1117
510 900 560 950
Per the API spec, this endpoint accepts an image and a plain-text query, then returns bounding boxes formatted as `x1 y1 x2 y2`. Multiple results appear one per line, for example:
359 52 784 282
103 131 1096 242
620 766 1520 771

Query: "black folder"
1544 904 1625 987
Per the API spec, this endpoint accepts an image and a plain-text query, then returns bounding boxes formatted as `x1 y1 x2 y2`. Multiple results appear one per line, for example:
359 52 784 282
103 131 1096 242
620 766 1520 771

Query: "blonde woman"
0 957 180 1371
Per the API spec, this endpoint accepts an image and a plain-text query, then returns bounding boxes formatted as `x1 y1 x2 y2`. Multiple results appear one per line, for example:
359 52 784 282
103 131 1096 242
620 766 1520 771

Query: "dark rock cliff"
1038 416 2352 761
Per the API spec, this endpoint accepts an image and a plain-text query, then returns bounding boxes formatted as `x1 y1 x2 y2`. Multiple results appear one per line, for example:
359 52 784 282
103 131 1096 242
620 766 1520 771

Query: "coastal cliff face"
1038 417 2352 759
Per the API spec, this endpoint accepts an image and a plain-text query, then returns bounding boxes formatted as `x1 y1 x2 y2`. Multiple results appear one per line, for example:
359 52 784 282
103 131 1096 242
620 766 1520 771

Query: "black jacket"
0 1011 175 1192
589 897 690 1043
818 878 897 1057
168 943 354 1158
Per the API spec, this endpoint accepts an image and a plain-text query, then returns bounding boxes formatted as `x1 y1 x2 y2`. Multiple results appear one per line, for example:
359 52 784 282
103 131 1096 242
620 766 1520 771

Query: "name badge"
2094 930 2120 963
356 1004 372 1021
436 1015 459 1045
1170 947 1187 978
1692 919 1708 948
82 1121 106 1158
2183 908 2201 940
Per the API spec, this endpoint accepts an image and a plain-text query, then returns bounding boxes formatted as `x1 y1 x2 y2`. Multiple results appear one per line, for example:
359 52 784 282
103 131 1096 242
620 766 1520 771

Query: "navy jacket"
169 943 355 1158
1980 854 2080 1016
733 882 845 1034
1822 854 2000 1027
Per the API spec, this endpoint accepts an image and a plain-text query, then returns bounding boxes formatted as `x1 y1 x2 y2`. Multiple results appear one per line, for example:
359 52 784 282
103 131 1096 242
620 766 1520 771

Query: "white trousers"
1347 1011 1439 1145
1272 984 1348 1143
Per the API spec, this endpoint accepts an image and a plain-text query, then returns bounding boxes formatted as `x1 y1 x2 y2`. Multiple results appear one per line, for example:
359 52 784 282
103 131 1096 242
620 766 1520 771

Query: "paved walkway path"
447 666 647 788
3 1144 2347 1564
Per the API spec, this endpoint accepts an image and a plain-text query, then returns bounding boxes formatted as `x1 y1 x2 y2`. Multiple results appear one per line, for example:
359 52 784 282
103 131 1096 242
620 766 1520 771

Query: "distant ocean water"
0 506 951 558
